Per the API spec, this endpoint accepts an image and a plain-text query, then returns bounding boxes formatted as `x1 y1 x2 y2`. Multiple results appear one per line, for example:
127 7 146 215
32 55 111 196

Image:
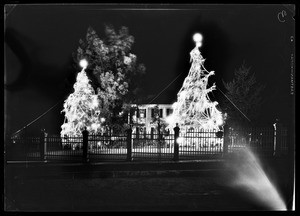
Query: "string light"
61 59 102 140
167 34 224 131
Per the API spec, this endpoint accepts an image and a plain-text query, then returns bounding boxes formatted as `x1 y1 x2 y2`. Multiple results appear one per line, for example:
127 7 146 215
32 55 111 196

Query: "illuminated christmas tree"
61 59 102 137
167 33 223 130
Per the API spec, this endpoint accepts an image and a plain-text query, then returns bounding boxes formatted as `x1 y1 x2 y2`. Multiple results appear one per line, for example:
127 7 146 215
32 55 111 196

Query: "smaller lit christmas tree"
61 59 102 137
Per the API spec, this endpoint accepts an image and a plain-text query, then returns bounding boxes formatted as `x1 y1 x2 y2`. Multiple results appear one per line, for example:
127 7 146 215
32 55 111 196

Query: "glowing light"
176 137 184 144
124 56 132 65
79 59 88 69
165 115 176 126
206 119 215 129
92 96 98 108
193 33 203 43
216 117 223 126
196 41 202 47
91 123 98 130
100 117 106 123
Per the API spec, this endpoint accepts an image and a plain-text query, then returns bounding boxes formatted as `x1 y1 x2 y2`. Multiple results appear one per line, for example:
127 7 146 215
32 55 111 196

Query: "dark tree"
151 105 168 134
73 25 146 132
221 62 265 127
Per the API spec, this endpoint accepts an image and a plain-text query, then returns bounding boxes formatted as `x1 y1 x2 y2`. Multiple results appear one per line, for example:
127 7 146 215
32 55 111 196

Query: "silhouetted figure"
174 123 180 136
173 123 180 161
216 130 223 138
82 127 89 163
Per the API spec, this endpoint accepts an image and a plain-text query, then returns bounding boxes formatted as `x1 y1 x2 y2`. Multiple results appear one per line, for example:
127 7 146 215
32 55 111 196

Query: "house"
129 104 173 134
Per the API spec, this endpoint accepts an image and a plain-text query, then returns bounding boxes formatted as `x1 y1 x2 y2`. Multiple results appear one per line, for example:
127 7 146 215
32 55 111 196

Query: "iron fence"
227 126 288 157
46 136 83 161
7 136 40 161
178 128 224 160
132 133 174 161
88 134 127 161
6 125 289 163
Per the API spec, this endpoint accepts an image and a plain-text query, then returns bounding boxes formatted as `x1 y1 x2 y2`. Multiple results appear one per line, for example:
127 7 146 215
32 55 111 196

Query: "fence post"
287 124 293 157
82 128 89 163
158 123 162 162
173 124 180 161
223 124 229 157
151 128 154 140
40 129 46 161
273 118 284 156
273 120 277 156
126 127 133 161
136 127 139 139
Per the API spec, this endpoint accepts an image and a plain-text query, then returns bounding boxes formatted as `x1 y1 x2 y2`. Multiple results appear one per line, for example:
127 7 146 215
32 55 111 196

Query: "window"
151 109 155 118
151 108 162 118
167 108 173 116
139 109 146 118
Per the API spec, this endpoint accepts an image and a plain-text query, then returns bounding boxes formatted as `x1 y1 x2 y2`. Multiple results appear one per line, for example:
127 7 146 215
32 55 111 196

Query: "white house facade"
129 104 173 134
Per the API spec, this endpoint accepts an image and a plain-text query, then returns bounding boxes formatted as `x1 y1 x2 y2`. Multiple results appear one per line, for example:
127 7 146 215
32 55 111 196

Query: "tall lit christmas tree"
167 33 223 130
61 59 102 137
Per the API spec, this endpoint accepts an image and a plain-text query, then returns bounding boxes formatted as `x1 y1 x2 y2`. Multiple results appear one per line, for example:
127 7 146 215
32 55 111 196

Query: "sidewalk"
4 157 294 211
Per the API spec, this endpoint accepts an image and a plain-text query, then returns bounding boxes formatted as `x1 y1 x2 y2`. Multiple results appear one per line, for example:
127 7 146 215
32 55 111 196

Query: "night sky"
4 4 295 135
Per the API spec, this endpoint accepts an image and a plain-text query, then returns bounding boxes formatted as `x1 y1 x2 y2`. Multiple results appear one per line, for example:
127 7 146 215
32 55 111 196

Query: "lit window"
140 109 146 118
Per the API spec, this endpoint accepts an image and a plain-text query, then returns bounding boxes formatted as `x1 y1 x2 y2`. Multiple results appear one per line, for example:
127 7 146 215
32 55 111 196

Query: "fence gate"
47 136 83 161
87 134 127 161
131 132 174 161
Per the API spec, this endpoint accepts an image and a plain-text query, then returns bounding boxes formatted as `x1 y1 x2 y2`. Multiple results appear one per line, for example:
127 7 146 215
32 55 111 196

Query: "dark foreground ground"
4 156 294 211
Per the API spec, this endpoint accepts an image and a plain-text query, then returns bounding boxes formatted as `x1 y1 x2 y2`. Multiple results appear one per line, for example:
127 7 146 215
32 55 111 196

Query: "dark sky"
4 4 295 135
